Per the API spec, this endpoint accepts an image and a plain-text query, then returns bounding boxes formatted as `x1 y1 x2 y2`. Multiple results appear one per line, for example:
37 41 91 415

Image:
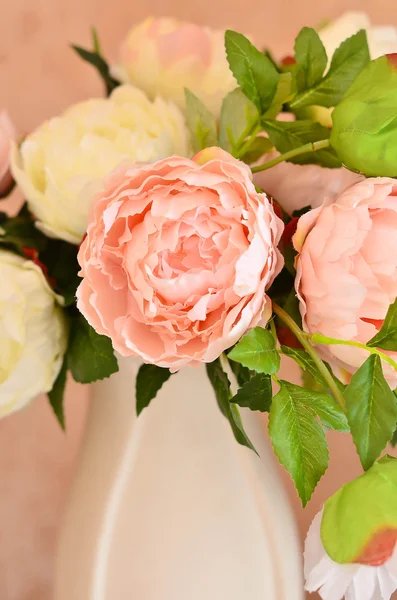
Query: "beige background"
1 1 396 598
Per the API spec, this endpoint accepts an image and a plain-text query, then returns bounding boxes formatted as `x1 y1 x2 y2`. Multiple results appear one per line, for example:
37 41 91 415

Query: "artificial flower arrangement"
2 11 397 599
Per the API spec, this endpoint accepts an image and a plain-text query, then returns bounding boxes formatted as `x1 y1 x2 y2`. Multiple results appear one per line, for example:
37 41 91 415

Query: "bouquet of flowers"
2 11 397 599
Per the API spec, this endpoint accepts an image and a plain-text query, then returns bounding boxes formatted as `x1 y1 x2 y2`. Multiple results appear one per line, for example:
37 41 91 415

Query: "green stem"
273 303 346 411
269 317 277 341
251 139 330 173
235 123 261 159
310 332 397 372
272 373 281 385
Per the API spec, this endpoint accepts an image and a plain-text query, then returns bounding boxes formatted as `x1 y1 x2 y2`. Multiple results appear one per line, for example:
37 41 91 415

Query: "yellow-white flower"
308 12 397 128
112 17 236 115
319 12 397 61
11 85 189 244
304 510 397 600
0 251 67 417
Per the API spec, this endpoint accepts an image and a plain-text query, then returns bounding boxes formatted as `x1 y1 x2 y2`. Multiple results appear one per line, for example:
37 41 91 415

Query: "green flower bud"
321 456 397 564
331 54 397 177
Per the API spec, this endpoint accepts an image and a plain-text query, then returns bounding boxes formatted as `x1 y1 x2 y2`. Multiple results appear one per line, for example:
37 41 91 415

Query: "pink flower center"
355 528 397 566
386 53 397 70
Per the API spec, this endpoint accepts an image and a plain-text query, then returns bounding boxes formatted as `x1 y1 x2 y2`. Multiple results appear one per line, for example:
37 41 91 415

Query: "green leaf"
225 30 280 114
0 205 47 252
228 359 251 387
276 360 347 431
239 136 273 164
294 27 327 92
230 372 272 412
330 55 397 177
391 427 397 447
291 30 370 109
206 359 257 453
302 369 325 392
292 205 312 218
367 298 397 351
228 327 280 374
48 358 68 430
321 457 397 563
184 88 218 152
136 364 172 415
280 346 345 394
263 72 294 119
344 355 397 470
219 88 259 154
262 119 341 168
72 45 119 96
0 207 80 306
40 239 80 306
67 316 119 384
269 380 329 506
263 48 282 73
282 289 303 329
307 391 349 432
91 27 102 55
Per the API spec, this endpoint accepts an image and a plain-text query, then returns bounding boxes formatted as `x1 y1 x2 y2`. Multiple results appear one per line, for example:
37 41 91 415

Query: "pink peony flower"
304 510 397 600
76 148 284 371
254 158 362 215
294 177 397 383
0 112 16 196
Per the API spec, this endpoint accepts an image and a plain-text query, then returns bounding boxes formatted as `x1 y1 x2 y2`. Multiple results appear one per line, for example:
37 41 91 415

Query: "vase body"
54 357 304 600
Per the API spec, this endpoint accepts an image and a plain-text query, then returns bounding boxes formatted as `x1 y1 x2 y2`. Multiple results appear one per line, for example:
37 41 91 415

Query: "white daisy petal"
377 566 397 598
304 508 397 600
318 564 357 600
351 566 377 599
304 511 327 578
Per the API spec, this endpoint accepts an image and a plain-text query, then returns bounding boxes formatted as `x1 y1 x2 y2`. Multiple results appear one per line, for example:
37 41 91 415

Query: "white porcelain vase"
54 356 304 600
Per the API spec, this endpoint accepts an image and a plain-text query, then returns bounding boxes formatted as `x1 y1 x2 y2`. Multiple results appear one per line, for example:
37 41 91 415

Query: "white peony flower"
112 17 237 115
0 111 16 196
319 11 397 60
304 510 397 600
10 85 189 244
0 250 67 416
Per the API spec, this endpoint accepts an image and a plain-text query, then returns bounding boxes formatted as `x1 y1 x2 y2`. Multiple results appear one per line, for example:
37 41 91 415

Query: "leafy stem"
251 138 330 173
234 121 261 159
309 332 397 373
273 303 346 411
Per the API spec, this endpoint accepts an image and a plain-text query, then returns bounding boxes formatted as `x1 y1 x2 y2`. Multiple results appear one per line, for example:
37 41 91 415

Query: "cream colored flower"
112 17 236 115
319 12 397 61
11 85 189 244
0 251 67 416
308 12 397 127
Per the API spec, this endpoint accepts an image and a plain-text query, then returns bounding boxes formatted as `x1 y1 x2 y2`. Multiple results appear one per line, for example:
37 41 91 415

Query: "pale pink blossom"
294 178 397 383
253 112 362 215
0 112 16 196
77 148 284 371
305 510 397 600
254 158 362 215
112 17 236 115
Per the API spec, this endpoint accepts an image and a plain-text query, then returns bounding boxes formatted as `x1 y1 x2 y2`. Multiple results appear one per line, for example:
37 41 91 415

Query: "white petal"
350 566 377 600
318 564 358 600
306 555 336 592
304 510 326 578
384 545 397 578
377 566 397 599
